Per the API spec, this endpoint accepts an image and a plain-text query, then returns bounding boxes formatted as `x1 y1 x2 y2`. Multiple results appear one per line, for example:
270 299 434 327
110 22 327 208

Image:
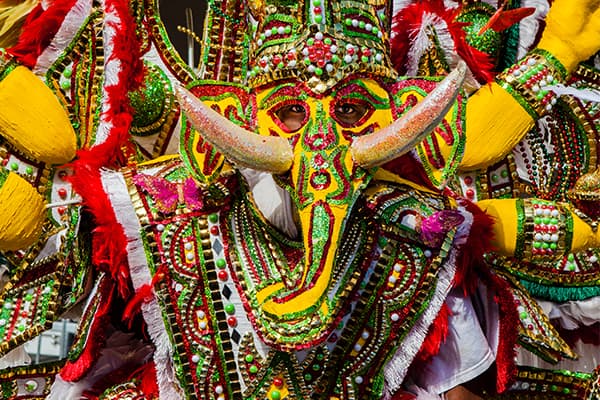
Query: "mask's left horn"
176 86 293 174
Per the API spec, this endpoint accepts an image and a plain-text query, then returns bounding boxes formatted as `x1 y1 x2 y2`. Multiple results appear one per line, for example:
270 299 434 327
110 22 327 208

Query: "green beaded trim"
530 48 568 80
515 198 526 259
496 49 567 118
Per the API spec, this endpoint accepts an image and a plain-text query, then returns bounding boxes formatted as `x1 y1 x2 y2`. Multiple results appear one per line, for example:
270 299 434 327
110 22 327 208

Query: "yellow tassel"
0 172 45 251
0 66 77 165
460 83 534 171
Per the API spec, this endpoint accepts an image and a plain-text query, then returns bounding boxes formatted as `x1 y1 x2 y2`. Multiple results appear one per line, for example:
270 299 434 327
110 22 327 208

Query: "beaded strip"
515 198 571 262
496 49 568 118
487 365 594 399
0 360 64 399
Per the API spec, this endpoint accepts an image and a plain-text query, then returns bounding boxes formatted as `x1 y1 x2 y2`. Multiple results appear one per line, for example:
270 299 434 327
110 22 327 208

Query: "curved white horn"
177 86 294 174
350 61 467 169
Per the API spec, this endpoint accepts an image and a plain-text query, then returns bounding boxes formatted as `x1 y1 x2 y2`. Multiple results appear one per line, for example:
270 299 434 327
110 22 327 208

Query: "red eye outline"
329 97 374 128
268 100 309 133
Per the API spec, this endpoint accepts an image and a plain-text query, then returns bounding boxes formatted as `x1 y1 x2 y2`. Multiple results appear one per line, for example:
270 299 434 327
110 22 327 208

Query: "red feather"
8 0 77 68
479 7 535 35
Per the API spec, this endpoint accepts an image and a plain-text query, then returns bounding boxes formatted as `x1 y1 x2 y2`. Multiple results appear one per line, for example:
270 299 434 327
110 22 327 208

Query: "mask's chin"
240 168 299 239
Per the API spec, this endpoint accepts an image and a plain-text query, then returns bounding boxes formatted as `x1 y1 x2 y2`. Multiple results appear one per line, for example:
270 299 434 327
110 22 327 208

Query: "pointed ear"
180 82 255 182
386 78 465 188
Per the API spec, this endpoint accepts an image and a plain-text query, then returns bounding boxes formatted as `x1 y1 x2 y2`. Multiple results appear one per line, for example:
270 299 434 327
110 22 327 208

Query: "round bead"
216 258 226 269
225 304 235 315
273 377 284 388
245 354 254 362
271 390 281 400
218 270 228 280
249 365 258 374
210 225 220 235
227 316 237 327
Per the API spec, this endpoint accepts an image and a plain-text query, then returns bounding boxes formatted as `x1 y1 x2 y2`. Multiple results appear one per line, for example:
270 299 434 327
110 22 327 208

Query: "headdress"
245 0 397 93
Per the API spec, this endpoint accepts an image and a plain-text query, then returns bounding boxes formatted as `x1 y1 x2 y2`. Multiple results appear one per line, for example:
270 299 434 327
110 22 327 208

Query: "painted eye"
333 101 371 126
274 103 307 132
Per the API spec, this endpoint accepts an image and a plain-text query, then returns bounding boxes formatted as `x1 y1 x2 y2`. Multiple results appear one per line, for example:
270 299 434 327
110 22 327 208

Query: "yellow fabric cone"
0 172 45 251
0 66 76 165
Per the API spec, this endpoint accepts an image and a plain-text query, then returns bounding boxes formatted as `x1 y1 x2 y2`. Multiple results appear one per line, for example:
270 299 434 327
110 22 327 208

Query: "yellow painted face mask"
252 77 393 322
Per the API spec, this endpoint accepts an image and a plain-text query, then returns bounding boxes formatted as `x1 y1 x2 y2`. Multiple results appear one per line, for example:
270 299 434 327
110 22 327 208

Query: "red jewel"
315 49 324 58
273 377 284 388
1 159 7 166
317 59 326 68
287 51 296 60
218 270 228 281
550 225 558 233
227 316 237 327
57 206 66 215
313 6 322 14
259 59 267 68
363 48 371 57
463 176 473 185
58 188 68 198
528 324 534 330
465 188 474 199
347 47 355 55
309 53 317 62
210 225 220 235
314 40 323 49
272 55 281 65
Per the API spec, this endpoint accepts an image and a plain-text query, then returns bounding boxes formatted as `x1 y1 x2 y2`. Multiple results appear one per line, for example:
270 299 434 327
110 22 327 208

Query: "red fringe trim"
122 265 168 327
68 0 143 302
8 0 77 68
391 0 496 83
479 269 519 393
61 0 144 382
451 197 496 295
414 302 451 365
60 277 116 381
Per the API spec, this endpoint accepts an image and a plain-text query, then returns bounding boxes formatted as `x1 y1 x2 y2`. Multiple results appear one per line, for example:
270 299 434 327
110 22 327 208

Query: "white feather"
544 83 600 103
518 0 550 58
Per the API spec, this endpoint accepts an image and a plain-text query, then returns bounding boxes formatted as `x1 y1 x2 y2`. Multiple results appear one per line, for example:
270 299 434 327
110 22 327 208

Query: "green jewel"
324 38 332 45
563 388 570 394
18 325 25 332
216 258 226 269
304 373 312 381
519 312 528 319
314 67 323 76
307 38 314 46
568 253 575 262
271 27 278 35
25 166 33 175
372 27 379 34
245 354 254 363
533 242 542 249
10 162 18 171
225 304 235 315
25 293 33 302
260 34 266 41
550 243 557 250
314 0 321 5
491 174 498 182
278 62 284 69
209 213 219 223
358 21 365 29
304 58 312 66
551 385 558 391
331 55 339 63
501 169 508 178
249 365 258 374
345 18 352 26
60 80 70 90
63 67 72 78
361 56 368 63
284 26 291 34
271 390 281 400
312 364 321 371
315 14 323 23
